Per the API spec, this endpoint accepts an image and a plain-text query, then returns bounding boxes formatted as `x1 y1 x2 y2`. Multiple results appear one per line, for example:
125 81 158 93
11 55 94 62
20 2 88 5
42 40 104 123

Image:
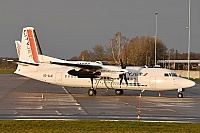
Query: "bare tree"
72 35 170 67
110 32 129 65
79 50 93 61
127 36 167 66
92 44 106 61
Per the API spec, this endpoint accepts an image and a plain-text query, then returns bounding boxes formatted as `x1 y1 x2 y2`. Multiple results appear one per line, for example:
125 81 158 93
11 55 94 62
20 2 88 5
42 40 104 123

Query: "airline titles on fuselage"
127 72 143 76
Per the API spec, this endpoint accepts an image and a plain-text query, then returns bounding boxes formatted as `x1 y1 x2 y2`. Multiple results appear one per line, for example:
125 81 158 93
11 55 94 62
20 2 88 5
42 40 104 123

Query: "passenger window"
171 73 177 77
164 73 169 77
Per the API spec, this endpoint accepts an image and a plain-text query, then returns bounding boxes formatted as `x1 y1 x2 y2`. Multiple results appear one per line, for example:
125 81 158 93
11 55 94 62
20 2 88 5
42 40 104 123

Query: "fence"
175 70 200 79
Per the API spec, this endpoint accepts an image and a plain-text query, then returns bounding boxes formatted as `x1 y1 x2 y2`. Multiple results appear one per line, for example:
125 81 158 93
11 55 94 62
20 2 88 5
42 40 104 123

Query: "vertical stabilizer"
19 27 42 63
15 41 21 58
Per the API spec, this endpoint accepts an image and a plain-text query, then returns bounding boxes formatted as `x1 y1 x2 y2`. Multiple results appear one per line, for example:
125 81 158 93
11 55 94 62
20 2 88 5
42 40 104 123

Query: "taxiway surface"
0 74 199 123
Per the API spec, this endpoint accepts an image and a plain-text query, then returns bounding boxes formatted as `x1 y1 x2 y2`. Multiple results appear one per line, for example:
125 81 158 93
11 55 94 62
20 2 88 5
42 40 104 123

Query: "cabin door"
55 72 63 84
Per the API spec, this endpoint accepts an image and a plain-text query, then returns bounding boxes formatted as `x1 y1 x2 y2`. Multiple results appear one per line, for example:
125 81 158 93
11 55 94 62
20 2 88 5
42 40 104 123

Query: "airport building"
158 60 200 70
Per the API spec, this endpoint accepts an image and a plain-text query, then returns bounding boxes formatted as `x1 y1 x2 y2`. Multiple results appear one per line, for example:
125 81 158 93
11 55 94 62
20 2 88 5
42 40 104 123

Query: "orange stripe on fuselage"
27 29 40 63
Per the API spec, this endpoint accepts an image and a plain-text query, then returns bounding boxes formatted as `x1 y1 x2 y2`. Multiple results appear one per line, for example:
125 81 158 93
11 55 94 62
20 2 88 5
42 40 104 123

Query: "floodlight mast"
155 11 158 66
187 0 191 79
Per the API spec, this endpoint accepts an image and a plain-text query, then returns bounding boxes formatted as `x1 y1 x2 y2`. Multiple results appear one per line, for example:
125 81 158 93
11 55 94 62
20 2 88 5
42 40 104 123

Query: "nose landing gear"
177 88 184 98
177 92 183 98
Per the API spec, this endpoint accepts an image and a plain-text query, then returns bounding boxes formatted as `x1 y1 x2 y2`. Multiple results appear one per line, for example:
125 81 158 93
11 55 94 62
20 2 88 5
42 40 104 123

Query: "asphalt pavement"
0 74 199 123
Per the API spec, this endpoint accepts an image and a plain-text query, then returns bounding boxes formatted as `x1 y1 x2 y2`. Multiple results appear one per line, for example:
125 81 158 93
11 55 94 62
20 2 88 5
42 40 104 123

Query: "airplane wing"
51 62 102 71
50 61 127 79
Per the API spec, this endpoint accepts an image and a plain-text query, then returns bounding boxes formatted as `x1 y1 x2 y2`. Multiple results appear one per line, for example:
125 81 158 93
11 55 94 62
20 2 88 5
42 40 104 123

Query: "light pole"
187 0 191 79
155 12 158 66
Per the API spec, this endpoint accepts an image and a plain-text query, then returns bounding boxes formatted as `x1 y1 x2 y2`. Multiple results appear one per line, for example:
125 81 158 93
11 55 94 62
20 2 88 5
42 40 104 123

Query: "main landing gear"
88 78 97 96
88 78 125 96
115 89 123 95
88 78 126 96
88 89 97 96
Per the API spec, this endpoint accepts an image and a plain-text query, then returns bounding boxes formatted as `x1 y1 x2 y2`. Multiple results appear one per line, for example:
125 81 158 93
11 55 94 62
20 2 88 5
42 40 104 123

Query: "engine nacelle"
68 69 101 78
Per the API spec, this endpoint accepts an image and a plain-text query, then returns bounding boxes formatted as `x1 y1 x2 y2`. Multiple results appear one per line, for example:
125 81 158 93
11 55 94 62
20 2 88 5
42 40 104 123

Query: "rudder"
15 41 21 58
19 27 42 63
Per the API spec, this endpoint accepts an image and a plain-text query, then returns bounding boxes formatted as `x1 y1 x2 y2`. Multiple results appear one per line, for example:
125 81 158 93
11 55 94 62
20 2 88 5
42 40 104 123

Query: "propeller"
119 59 128 86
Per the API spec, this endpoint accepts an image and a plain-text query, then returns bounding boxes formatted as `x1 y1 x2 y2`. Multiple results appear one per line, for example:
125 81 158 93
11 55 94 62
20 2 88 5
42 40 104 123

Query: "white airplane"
13 27 196 98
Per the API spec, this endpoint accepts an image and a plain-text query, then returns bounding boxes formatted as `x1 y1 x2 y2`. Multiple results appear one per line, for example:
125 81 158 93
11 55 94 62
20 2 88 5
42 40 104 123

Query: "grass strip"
0 69 15 74
0 120 200 133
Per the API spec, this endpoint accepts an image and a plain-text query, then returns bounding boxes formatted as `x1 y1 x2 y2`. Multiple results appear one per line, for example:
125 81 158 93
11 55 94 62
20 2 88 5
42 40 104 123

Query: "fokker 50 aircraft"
13 27 196 98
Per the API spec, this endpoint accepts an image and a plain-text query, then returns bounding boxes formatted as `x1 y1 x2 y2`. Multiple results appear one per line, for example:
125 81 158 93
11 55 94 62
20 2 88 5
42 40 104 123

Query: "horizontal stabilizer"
11 60 39 66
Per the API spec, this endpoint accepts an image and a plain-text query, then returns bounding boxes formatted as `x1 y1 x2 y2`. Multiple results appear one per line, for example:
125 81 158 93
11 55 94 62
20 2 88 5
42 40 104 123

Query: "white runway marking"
62 86 69 94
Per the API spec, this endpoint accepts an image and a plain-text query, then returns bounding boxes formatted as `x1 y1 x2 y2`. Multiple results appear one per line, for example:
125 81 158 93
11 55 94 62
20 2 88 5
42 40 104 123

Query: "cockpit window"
171 73 177 77
164 73 177 77
164 73 169 77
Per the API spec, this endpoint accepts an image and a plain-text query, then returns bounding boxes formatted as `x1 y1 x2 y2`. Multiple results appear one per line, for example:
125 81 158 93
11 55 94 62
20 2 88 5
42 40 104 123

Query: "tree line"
70 32 200 66
0 58 17 69
0 32 199 69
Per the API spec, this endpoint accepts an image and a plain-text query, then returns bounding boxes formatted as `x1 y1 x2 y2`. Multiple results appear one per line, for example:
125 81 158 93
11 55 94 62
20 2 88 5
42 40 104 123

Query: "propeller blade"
119 74 123 85
119 73 128 86
123 73 128 85
119 58 128 86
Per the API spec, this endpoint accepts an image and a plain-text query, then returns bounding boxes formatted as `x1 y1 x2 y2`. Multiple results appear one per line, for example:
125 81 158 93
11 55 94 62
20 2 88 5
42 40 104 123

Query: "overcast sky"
0 0 199 59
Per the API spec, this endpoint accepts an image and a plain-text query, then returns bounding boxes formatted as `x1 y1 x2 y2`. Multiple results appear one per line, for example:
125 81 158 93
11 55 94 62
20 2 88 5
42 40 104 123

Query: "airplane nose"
179 78 196 88
190 80 196 87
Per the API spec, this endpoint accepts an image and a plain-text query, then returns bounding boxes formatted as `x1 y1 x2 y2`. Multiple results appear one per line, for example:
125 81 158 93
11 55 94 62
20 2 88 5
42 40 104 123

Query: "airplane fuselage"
15 62 195 92
13 27 196 98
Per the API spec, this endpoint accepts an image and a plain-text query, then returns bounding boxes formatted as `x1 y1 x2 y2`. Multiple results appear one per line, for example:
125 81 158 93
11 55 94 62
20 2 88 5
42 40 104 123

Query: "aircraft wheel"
115 89 123 95
94 90 97 95
88 89 96 96
177 92 183 98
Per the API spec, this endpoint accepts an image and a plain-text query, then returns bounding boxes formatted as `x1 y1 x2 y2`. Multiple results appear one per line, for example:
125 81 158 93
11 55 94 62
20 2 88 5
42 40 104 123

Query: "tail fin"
15 41 21 58
19 27 42 64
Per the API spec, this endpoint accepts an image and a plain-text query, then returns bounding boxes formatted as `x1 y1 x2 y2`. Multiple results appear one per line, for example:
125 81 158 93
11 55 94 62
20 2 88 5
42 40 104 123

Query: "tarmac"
0 74 200 123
